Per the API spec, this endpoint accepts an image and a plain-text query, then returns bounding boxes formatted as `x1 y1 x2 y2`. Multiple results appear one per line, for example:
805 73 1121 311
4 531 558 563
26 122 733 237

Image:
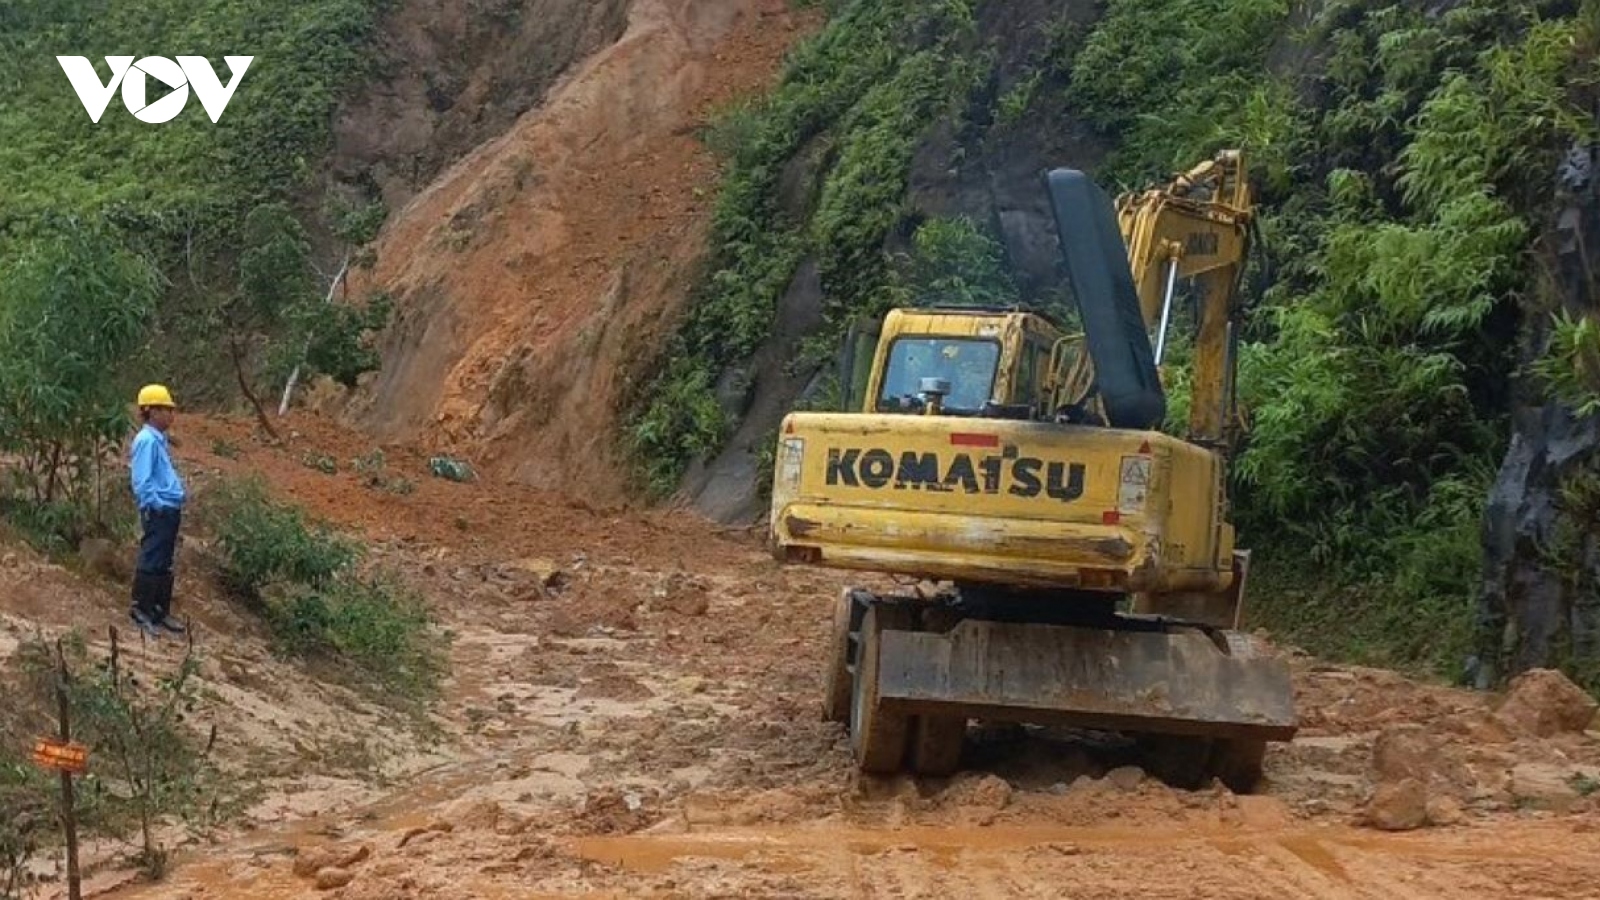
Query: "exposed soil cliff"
336 0 816 504
327 0 633 212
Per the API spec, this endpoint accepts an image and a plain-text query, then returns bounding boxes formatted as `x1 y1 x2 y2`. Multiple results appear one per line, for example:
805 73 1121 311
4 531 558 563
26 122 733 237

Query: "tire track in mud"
566 819 1600 900
49 416 1600 900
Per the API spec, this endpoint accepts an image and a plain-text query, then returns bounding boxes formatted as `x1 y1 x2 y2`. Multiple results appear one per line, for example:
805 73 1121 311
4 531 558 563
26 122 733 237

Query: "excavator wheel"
849 602 916 774
1137 734 1268 794
908 715 966 776
1208 737 1268 793
905 602 966 776
823 587 869 723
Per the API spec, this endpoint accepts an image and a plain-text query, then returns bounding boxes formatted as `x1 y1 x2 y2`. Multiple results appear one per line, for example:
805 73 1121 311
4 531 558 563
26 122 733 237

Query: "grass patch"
200 475 448 704
1244 560 1477 682
0 487 140 560
269 574 444 700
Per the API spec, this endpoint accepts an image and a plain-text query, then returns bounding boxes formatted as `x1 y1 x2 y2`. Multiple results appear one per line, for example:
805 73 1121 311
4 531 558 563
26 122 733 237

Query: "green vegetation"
878 216 1021 311
1247 1 1590 679
0 218 161 549
1054 0 1597 682
999 0 1596 682
0 1 387 238
0 0 392 441
1537 310 1600 419
3 631 221 887
203 476 447 702
303 292 395 388
627 0 992 497
1068 0 1294 190
641 0 1599 687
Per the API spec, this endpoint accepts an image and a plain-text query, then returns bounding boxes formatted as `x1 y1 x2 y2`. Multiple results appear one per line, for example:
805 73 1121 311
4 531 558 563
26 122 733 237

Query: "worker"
129 384 187 637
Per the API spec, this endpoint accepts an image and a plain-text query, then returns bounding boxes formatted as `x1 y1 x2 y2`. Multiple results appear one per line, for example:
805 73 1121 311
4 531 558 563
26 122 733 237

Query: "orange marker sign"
31 738 89 775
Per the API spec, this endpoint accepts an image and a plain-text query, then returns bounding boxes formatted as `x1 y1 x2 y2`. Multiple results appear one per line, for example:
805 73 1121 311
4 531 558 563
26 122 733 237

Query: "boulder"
1509 762 1590 811
1105 766 1145 792
1371 725 1437 784
1494 669 1599 737
1365 778 1428 831
1425 794 1465 826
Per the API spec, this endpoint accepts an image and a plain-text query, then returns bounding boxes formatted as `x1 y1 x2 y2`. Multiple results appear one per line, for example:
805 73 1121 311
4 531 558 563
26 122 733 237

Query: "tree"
0 216 158 532
276 195 390 414
225 203 317 439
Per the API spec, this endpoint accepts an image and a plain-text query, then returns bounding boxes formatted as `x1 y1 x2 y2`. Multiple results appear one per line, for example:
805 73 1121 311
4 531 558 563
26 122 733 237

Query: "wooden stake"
54 639 82 900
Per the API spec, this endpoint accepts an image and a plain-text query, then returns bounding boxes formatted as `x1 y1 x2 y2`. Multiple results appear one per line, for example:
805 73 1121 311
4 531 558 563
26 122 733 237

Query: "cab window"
876 337 1000 414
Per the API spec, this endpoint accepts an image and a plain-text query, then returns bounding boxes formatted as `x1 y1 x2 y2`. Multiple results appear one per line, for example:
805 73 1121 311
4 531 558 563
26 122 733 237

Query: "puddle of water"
1278 835 1350 881
578 831 796 874
466 881 632 900
103 859 304 899
1329 830 1557 863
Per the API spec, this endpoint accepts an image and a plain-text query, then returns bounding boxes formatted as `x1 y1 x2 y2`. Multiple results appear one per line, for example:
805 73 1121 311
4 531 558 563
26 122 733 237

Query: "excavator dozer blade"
875 619 1297 742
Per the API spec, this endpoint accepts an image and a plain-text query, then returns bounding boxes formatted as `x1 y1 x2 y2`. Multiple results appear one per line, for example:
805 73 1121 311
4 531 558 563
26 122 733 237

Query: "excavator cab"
876 335 1001 415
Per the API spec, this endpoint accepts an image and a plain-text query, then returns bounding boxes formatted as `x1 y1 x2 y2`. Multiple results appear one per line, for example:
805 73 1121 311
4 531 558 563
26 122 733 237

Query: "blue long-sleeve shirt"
129 424 185 511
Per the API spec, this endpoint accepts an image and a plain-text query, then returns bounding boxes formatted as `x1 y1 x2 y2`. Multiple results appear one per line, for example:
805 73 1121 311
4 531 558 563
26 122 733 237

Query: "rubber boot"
129 572 162 638
152 573 185 634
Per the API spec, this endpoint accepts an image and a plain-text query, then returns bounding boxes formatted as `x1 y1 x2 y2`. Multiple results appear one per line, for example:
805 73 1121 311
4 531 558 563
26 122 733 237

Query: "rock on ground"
1495 669 1599 737
315 867 355 890
1425 794 1465 826
1366 778 1428 831
1371 725 1439 784
293 844 371 879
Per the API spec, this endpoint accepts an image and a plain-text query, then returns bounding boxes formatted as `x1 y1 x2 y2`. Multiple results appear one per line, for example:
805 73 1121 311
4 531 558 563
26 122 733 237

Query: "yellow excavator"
768 150 1296 790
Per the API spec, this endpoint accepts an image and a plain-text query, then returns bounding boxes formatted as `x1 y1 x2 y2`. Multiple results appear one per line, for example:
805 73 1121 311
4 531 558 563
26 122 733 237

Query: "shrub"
271 574 445 698
0 216 158 547
303 293 393 388
205 476 360 596
13 630 219 881
201 476 445 700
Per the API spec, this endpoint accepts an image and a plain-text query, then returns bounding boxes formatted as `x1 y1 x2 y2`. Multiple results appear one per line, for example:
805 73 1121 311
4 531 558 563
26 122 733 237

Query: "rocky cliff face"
1478 129 1600 687
326 0 633 213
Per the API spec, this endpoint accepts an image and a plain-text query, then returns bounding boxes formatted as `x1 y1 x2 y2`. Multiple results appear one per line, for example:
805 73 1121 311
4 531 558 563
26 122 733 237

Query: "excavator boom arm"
1116 150 1255 451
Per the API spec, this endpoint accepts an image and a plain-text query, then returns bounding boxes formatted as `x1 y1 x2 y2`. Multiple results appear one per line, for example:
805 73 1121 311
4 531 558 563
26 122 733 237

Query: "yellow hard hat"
136 384 176 408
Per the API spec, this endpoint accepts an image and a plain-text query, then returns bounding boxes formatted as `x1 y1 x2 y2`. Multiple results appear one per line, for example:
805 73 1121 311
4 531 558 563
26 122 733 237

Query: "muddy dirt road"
7 415 1599 900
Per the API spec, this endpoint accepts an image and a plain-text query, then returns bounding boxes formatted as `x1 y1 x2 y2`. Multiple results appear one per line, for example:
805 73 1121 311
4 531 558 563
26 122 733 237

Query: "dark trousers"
137 507 181 575
132 507 181 622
